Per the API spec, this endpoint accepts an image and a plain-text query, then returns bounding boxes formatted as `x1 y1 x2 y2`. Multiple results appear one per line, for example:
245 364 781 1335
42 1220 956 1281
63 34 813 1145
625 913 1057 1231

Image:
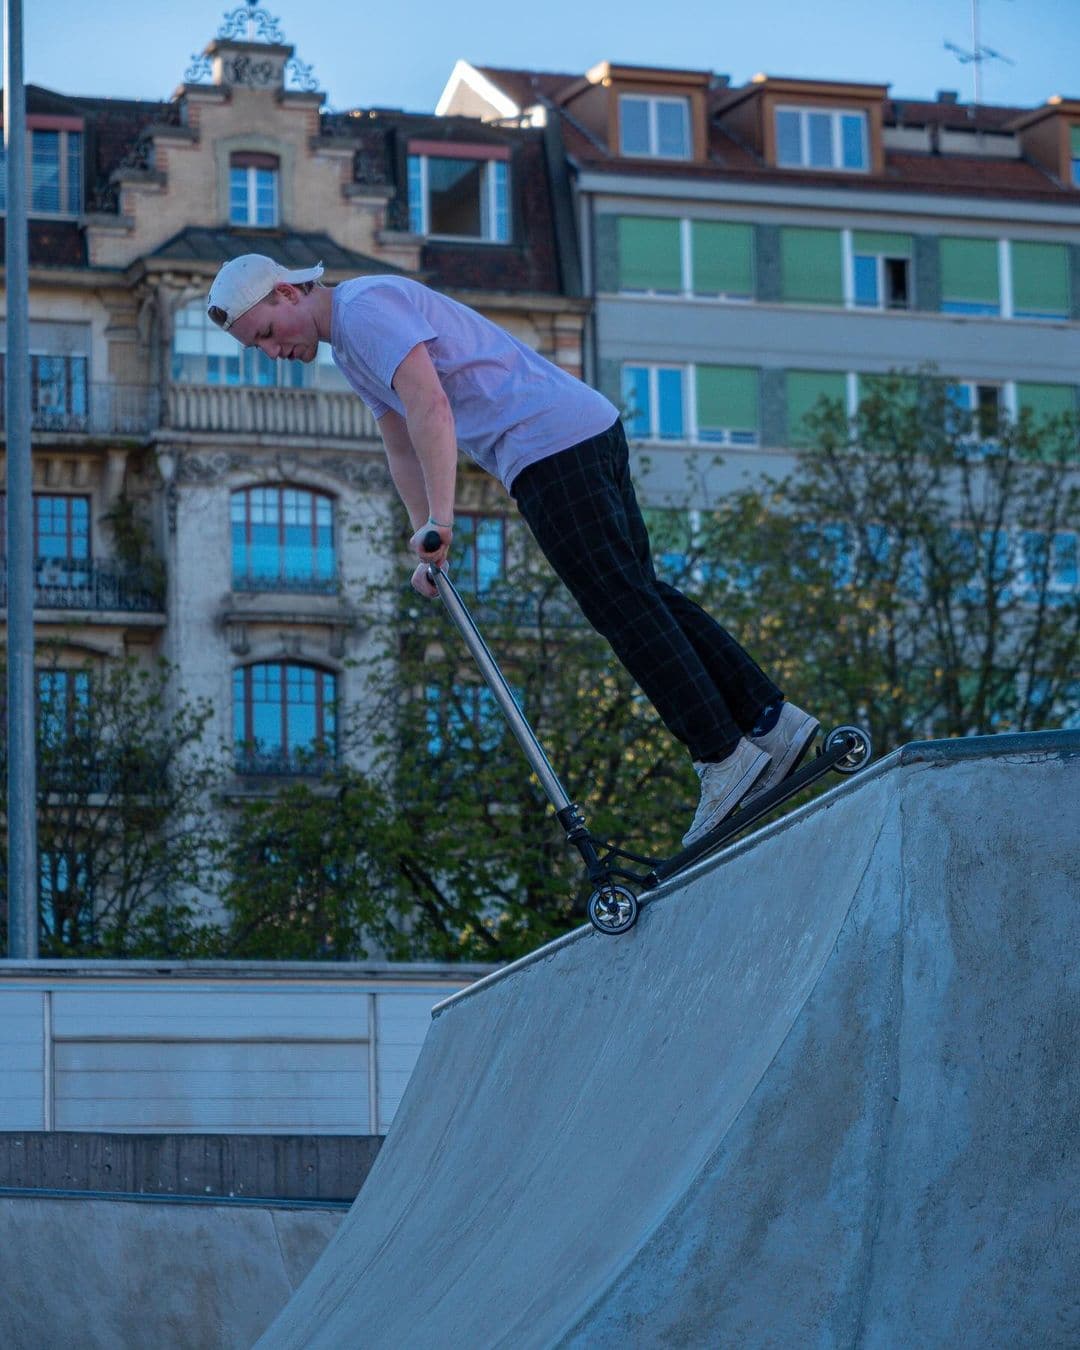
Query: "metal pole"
4 0 38 958
428 565 573 813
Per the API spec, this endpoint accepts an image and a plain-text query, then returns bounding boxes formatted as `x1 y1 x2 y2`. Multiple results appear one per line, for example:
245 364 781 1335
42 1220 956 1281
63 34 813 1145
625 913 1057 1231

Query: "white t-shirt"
329 276 618 492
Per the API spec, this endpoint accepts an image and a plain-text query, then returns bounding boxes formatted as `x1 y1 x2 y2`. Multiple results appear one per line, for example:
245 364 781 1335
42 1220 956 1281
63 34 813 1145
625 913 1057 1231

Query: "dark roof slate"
149 226 403 274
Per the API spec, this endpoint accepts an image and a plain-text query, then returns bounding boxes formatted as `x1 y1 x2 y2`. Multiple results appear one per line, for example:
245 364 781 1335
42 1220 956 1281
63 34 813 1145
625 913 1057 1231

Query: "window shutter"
852 231 913 256
786 370 847 444
616 217 681 292
1011 242 1070 317
1016 382 1076 421
691 222 753 296
940 237 1000 306
696 366 759 431
780 228 843 304
1070 126 1080 155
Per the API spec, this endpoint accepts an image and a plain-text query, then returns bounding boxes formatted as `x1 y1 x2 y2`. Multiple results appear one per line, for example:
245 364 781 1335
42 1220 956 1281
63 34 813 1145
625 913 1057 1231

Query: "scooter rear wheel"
588 884 639 935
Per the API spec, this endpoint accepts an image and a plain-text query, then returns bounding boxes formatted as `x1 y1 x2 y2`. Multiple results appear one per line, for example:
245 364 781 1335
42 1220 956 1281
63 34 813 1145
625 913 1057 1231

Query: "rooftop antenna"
944 0 1015 105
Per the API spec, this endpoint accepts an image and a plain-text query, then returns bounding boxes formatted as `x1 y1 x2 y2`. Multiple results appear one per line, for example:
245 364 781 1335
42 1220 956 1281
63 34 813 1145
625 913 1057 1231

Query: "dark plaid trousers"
511 419 782 763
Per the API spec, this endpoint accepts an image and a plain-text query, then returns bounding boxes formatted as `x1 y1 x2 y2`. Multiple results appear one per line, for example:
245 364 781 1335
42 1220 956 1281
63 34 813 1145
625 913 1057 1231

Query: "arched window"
234 663 337 775
229 151 279 227
231 486 336 592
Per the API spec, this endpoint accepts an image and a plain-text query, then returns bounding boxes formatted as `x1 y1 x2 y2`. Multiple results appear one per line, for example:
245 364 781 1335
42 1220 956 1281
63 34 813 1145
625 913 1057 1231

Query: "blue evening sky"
25 0 1080 114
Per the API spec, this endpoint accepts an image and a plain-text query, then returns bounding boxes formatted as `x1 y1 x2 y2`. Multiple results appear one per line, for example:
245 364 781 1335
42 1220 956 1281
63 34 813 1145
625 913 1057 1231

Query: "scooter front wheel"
588 884 639 935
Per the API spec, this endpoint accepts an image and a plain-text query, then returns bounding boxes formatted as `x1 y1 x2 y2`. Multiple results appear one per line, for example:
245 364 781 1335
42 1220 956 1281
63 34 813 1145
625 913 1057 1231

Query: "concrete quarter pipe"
260 731 1080 1349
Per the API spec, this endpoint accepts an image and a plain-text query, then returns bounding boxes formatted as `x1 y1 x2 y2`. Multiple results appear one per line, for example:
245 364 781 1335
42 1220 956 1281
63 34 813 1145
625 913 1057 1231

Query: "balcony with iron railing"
0 384 160 439
1 381 380 444
0 557 165 615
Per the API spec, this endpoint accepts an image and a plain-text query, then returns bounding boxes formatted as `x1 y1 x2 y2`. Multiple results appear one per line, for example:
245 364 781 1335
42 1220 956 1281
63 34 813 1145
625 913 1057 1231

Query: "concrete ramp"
260 732 1080 1348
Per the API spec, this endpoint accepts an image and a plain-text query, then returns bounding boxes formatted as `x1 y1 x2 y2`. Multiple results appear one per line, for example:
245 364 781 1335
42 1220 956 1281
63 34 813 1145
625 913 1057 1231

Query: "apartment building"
439 60 1080 504
0 11 588 937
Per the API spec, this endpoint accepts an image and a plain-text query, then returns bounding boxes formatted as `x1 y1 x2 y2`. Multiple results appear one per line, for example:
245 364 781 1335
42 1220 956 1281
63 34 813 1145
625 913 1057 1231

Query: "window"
171 301 345 389
1071 126 1080 188
407 144 510 242
622 365 685 441
946 382 1003 448
940 237 1000 315
614 216 753 299
691 221 753 299
426 683 506 756
1021 530 1078 604
39 851 93 949
616 217 681 293
229 153 279 227
455 514 506 595
695 366 759 445
231 487 336 593
780 228 844 305
0 126 83 215
623 364 759 446
37 669 90 749
1011 242 1070 321
852 232 912 310
786 370 848 446
31 353 88 429
234 663 337 775
1016 382 1075 424
619 95 691 159
776 107 868 171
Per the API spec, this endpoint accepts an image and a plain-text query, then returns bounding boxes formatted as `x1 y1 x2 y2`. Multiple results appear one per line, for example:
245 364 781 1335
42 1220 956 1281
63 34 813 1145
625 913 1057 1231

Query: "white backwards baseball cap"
207 254 325 330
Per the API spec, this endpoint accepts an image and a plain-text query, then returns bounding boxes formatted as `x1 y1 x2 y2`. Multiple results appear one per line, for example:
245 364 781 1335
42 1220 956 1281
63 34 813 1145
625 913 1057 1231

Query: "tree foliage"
0 656 222 956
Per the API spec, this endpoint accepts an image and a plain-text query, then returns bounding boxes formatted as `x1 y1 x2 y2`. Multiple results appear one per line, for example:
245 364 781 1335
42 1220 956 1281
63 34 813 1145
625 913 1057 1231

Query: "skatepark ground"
3 730 1078 1348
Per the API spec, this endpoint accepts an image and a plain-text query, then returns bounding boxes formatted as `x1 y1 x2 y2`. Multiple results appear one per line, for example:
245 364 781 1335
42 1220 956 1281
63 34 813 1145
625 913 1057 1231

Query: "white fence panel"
0 992 45 1129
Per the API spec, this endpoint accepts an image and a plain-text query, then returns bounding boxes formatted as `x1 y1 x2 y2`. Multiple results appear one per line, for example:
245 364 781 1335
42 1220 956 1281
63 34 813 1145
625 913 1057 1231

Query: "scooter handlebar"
421 529 442 554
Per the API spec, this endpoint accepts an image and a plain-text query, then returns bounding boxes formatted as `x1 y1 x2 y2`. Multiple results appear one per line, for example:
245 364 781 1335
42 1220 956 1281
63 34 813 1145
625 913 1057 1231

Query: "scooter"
422 539 872 935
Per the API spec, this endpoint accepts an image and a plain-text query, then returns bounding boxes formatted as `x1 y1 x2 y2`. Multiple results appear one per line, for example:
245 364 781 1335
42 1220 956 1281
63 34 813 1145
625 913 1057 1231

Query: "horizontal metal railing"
0 558 165 613
0 384 160 438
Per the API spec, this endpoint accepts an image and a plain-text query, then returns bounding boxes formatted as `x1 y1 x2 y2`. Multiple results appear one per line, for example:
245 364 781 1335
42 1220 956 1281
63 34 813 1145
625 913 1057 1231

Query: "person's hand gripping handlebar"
409 519 451 597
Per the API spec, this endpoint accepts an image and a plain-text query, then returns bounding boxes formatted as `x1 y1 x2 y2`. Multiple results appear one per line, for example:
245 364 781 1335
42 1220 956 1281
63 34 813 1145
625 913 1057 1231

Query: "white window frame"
618 94 692 160
229 164 279 228
622 362 760 447
408 155 510 243
843 230 913 311
775 106 869 172
0 127 83 217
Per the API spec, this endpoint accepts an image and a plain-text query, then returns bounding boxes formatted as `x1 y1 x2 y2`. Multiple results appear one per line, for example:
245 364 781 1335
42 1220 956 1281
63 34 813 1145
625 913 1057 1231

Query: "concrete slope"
260 731 1080 1349
0 1193 344 1350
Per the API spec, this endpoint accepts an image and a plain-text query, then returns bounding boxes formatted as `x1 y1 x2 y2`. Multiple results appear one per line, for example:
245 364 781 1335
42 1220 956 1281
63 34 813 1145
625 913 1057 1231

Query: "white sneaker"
744 701 820 802
682 738 771 848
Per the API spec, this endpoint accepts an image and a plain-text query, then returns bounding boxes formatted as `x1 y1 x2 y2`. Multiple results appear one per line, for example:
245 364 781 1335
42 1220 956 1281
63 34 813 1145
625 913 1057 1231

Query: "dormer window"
776 107 868 171
407 141 510 242
619 94 691 159
0 123 83 215
229 152 279 227
1071 126 1080 187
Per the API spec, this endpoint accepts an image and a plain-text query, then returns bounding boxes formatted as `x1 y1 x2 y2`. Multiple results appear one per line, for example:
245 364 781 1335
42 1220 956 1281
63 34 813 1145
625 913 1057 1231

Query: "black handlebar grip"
421 529 442 554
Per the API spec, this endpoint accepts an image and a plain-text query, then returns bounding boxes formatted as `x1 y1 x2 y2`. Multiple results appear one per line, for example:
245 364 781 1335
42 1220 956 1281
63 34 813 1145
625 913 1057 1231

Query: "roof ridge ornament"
182 0 320 94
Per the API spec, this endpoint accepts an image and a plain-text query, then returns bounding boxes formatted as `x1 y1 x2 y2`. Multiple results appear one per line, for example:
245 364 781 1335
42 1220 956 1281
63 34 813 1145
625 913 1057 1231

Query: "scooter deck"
599 730 864 892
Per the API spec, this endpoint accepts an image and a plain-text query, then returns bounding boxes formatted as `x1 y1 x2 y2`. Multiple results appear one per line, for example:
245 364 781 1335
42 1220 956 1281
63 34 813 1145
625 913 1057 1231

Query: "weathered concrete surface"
0 1194 343 1350
260 731 1080 1349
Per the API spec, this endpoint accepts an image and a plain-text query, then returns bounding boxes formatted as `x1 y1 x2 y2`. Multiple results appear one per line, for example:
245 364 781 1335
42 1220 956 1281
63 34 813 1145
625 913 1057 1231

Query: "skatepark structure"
1 731 1076 1347
260 730 1079 1349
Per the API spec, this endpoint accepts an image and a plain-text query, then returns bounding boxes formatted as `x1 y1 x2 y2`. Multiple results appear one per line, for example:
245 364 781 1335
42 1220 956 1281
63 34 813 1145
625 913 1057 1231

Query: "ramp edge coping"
431 728 1080 1020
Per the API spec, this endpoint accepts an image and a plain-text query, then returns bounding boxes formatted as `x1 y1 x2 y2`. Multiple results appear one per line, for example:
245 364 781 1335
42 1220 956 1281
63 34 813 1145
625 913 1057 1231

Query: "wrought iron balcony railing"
233 747 338 778
232 571 340 596
0 558 165 613
0 384 160 438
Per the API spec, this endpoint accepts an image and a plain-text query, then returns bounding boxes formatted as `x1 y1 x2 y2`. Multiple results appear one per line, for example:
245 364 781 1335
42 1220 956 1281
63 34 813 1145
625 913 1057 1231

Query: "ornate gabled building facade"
1 8 589 935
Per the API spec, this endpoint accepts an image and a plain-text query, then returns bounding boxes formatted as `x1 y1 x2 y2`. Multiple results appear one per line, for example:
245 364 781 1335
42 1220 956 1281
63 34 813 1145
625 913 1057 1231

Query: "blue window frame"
455 515 505 596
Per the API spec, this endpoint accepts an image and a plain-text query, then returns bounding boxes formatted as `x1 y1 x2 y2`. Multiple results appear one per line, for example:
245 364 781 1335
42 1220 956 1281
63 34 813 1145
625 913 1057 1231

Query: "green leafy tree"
0 656 224 956
219 374 1079 962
